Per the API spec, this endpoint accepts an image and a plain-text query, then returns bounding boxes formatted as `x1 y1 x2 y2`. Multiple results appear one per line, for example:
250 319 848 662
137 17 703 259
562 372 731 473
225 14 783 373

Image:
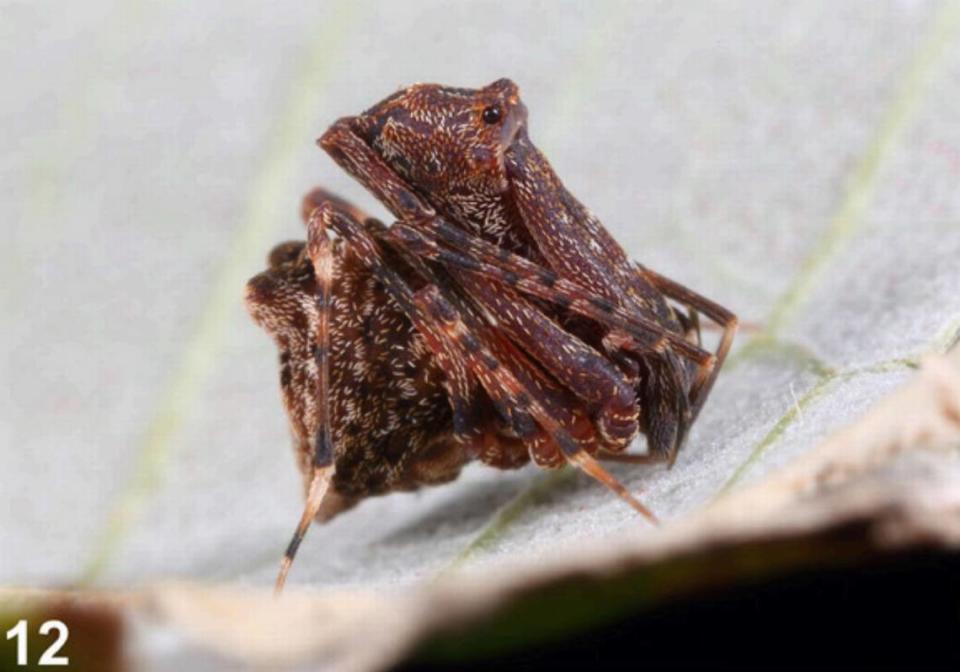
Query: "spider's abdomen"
246 241 465 520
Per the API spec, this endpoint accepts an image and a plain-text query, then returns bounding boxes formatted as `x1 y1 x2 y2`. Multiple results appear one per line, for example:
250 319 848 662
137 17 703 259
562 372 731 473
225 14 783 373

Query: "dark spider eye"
482 104 502 124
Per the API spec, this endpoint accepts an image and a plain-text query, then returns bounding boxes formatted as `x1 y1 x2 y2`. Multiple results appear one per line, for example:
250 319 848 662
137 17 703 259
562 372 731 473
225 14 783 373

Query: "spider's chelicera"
245 78 738 591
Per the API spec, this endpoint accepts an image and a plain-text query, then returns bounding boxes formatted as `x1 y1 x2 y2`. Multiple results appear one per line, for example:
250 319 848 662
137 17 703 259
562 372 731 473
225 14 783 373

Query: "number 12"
5 619 69 666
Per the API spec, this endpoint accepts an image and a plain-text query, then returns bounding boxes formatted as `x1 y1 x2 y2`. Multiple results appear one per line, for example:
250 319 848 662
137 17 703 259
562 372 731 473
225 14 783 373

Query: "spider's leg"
380 232 591 468
319 119 435 221
319 202 584 457
637 264 739 424
387 223 714 367
275 468 332 594
384 225 727 460
413 285 656 523
594 450 664 465
468 278 641 450
602 330 692 465
386 224 726 453
506 135 738 441
318 202 654 521
504 132 649 310
419 283 596 468
301 186 385 230
272 207 338 594
383 229 639 451
401 285 492 456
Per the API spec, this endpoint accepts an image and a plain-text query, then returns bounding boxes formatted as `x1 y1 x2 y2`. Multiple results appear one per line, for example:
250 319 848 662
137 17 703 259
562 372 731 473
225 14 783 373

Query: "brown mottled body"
245 79 737 591
246 215 466 521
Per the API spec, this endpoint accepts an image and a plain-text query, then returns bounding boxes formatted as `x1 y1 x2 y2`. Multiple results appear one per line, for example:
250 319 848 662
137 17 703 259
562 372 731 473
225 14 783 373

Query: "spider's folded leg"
386 227 643 452
387 222 714 366
383 223 719 459
301 186 383 230
637 264 738 423
315 200 657 523
412 284 656 524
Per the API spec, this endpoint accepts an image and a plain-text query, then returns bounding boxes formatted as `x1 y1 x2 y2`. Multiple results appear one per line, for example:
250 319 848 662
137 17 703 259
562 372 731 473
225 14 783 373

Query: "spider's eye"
481 104 502 125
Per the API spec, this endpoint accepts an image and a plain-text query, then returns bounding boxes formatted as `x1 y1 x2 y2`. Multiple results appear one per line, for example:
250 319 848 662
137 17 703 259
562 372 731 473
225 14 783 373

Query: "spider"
245 78 738 591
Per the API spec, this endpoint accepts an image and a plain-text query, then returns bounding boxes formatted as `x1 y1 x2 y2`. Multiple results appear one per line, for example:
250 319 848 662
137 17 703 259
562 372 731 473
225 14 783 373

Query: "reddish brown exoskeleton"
245 79 737 591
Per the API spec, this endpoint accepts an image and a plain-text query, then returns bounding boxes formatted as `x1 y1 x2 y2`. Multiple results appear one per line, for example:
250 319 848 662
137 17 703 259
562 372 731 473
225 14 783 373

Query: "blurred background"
2 0 959 593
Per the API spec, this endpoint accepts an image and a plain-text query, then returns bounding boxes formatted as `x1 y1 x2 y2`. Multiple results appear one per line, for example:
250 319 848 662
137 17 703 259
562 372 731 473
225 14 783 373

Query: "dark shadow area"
400 549 960 671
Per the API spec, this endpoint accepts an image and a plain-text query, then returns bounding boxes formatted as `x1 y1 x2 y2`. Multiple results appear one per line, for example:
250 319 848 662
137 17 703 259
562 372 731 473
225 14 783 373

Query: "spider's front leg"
504 135 740 454
320 118 433 222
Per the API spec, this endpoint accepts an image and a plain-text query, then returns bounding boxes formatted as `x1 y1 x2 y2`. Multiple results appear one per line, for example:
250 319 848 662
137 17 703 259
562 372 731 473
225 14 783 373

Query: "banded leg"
638 264 738 424
320 118 435 221
275 207 336 594
403 288 489 454
315 200 656 522
418 283 589 467
604 331 691 465
384 226 640 449
384 224 718 457
379 232 594 466
386 219 732 463
302 186 380 226
387 223 713 366
414 285 656 523
323 202 582 452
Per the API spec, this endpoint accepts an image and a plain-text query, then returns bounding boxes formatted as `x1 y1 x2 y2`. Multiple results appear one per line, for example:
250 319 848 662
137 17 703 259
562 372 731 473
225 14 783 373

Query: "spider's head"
347 79 528 203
